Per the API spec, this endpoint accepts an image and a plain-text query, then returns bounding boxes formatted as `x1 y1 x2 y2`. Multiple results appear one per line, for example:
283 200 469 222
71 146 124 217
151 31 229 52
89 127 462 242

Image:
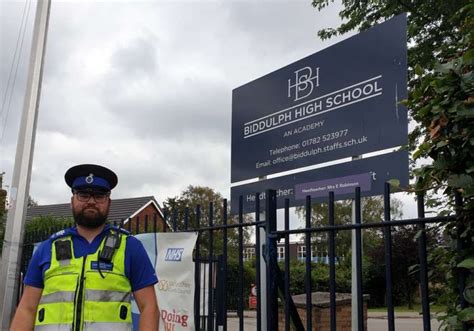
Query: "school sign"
231 14 409 211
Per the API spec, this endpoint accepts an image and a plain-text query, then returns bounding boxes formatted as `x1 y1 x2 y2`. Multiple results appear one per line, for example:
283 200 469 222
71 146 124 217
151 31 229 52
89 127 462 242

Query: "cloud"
2 0 354 208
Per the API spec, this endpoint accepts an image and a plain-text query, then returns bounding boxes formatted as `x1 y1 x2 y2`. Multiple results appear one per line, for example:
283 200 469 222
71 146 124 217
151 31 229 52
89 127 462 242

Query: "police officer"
11 164 159 331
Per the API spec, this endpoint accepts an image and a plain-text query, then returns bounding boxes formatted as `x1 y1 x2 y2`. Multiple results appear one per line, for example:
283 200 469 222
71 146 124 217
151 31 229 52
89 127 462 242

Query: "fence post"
184 207 189 231
354 187 364 331
383 183 395 331
255 193 263 331
172 210 178 232
163 209 168 233
305 195 312 331
208 202 214 331
328 191 336 331
265 189 278 331
136 216 140 234
455 191 468 331
284 199 290 331
222 199 228 331
417 193 431 331
215 255 225 329
194 205 201 331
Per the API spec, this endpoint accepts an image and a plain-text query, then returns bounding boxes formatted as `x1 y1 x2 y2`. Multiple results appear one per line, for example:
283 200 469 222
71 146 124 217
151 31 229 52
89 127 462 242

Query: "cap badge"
85 173 94 184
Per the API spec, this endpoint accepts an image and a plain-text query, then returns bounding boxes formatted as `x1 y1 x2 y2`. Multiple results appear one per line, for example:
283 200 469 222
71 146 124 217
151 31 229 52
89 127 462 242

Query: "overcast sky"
1 0 419 221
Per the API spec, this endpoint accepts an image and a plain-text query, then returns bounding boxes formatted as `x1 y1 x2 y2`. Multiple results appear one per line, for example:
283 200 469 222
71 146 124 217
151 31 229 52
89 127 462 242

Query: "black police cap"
64 164 118 191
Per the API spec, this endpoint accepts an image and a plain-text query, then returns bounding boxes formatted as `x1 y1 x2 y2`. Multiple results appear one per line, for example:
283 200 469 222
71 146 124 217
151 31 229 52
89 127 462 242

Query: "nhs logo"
165 248 184 261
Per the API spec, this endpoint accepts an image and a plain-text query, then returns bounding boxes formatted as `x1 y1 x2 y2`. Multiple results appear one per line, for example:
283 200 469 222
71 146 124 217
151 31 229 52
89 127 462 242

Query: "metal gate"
19 184 467 330
166 184 464 331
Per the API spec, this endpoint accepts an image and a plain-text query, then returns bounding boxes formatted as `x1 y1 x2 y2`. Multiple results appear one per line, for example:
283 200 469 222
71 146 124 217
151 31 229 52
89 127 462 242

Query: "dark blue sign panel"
230 150 408 214
231 14 407 182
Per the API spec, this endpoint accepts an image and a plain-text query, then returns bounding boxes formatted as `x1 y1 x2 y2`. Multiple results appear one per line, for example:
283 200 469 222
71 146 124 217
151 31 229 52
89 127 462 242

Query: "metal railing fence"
19 183 467 331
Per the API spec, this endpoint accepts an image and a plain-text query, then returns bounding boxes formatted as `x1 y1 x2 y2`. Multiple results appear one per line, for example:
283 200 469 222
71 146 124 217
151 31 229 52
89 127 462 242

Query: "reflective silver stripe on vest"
85 289 131 303
59 259 71 267
34 324 71 331
39 291 75 304
83 322 132 331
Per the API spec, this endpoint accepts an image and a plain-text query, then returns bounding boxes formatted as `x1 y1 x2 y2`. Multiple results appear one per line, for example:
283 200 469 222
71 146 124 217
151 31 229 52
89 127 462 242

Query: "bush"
226 259 255 310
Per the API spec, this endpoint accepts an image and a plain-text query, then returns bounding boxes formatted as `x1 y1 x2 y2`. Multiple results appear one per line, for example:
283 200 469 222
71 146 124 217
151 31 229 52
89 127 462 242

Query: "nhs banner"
231 14 407 182
131 232 198 331
155 233 198 331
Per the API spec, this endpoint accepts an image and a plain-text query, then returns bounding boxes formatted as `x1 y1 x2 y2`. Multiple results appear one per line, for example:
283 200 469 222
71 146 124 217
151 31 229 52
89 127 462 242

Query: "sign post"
230 14 409 331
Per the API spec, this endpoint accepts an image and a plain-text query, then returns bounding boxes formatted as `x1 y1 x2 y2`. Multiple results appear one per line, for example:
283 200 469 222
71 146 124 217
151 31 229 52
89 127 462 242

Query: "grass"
368 304 446 313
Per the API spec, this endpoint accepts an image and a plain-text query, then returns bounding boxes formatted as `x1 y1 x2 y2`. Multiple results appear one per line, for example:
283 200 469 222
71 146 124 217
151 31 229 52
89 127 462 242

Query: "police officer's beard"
73 208 108 229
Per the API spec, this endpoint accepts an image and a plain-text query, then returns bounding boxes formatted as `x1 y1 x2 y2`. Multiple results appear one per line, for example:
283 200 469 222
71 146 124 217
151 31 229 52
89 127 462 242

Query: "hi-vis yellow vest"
34 230 132 331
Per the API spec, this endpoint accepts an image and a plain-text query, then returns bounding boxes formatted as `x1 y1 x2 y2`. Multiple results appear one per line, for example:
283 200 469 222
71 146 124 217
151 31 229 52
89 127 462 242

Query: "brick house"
26 196 168 233
244 241 342 264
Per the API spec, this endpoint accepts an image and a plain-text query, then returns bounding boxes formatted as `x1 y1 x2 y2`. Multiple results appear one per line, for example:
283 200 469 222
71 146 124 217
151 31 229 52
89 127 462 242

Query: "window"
311 247 317 261
277 246 285 261
243 247 255 261
297 245 306 261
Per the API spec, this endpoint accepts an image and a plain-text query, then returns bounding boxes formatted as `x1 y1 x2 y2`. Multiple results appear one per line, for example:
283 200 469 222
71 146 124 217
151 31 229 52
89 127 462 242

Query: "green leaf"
414 230 423 240
399 98 409 106
464 185 474 197
415 64 424 76
435 61 455 73
447 174 473 188
446 315 458 326
457 257 474 269
433 158 448 170
458 307 474 322
463 48 474 64
408 264 420 275
436 141 448 148
387 179 400 188
465 285 474 304
457 109 474 118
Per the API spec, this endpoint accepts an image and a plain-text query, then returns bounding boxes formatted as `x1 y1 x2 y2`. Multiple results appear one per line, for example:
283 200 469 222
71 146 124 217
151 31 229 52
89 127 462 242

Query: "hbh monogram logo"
288 66 320 101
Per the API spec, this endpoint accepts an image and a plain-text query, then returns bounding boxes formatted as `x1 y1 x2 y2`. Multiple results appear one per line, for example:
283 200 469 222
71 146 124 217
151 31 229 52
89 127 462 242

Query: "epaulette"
49 228 72 240
110 225 131 236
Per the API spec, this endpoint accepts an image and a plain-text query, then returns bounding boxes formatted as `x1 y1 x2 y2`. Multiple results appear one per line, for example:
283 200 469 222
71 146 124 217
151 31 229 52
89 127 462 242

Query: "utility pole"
0 0 51 328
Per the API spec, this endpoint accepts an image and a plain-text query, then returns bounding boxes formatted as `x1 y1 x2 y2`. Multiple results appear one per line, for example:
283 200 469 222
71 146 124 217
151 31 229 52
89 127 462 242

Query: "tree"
163 185 252 260
296 196 403 259
365 225 441 308
312 1 473 327
18 215 74 274
25 215 73 234
0 173 6 220
313 1 468 78
27 195 38 208
296 196 418 306
0 215 5 254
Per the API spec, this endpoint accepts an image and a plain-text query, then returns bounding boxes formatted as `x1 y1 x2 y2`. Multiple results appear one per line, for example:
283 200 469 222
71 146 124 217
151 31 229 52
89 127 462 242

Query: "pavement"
224 311 442 330
367 311 431 318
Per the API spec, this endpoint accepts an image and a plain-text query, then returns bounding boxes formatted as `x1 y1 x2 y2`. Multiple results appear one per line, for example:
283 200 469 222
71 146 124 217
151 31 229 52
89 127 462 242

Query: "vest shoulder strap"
110 225 131 237
49 229 71 240
99 227 129 263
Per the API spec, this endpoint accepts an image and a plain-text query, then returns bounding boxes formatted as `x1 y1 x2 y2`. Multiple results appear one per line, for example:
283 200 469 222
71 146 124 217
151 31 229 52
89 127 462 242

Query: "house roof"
26 196 163 223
